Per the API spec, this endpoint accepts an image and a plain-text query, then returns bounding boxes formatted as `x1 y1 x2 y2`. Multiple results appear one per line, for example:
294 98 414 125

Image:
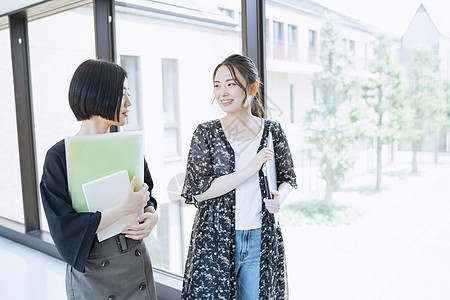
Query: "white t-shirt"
229 129 264 230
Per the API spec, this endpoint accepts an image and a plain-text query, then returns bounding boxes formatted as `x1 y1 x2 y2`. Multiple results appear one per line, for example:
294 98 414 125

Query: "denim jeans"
235 228 261 300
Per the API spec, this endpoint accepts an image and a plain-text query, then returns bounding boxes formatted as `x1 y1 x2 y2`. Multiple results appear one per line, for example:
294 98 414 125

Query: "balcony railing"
308 47 317 64
287 44 299 62
273 40 285 60
265 41 321 65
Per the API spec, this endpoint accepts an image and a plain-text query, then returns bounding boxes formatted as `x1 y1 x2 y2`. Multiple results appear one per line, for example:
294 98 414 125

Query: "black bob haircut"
69 59 127 121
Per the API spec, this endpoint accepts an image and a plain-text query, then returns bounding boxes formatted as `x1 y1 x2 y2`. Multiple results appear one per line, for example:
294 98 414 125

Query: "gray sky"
313 0 450 37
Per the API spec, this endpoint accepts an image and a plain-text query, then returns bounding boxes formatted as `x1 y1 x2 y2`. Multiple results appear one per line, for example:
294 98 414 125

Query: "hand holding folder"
65 131 145 241
82 170 139 241
262 132 279 224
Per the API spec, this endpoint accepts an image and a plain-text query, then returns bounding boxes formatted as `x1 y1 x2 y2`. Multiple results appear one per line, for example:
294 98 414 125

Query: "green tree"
434 79 450 163
304 14 356 206
403 49 444 174
361 35 405 190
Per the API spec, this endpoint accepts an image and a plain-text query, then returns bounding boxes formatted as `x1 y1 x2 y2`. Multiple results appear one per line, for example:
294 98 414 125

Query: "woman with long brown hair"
181 54 297 299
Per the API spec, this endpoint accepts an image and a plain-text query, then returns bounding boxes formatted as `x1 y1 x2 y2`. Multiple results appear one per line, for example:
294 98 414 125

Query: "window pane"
266 1 450 299
121 55 142 131
28 4 95 232
0 28 24 224
115 0 242 276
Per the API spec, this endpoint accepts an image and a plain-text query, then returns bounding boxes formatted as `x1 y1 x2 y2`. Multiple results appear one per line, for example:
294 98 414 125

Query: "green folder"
65 131 144 212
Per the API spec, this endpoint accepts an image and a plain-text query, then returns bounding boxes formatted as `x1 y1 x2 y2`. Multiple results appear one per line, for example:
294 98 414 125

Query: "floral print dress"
181 119 297 300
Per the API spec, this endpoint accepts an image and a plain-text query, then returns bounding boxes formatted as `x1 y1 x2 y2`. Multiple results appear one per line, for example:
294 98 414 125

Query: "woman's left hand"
263 190 285 213
122 206 158 240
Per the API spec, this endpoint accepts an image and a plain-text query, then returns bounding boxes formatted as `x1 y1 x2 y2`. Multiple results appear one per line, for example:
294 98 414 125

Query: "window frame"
0 0 268 297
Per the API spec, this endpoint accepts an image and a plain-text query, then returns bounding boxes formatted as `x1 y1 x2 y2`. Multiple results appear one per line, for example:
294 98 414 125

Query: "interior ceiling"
0 0 90 30
0 0 47 17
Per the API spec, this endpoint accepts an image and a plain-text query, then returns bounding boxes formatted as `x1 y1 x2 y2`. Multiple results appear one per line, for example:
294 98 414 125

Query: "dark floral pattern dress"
181 119 297 300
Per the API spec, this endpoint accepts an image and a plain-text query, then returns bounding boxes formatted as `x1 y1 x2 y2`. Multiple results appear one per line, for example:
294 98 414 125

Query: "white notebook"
81 170 139 242
266 131 277 192
265 132 279 224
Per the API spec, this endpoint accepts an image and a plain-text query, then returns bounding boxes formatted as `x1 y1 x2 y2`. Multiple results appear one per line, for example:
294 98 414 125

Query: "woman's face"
214 65 248 114
114 77 132 126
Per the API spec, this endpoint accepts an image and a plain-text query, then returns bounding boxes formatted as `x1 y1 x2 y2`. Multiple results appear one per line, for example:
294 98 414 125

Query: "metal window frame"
94 0 115 61
9 13 40 235
241 0 267 110
93 0 119 132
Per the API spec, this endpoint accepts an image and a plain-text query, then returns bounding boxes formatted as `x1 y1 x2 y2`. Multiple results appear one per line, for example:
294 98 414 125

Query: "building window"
308 29 316 48
364 43 368 70
290 84 294 123
219 7 234 19
273 21 284 60
349 40 355 52
308 29 317 63
287 24 298 62
349 40 356 68
273 21 284 42
162 58 180 157
288 24 298 45
120 55 142 131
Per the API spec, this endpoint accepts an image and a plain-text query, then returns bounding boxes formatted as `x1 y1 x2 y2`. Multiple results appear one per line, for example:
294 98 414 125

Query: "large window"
115 0 242 276
0 28 23 224
3 0 449 298
266 1 450 299
28 4 95 231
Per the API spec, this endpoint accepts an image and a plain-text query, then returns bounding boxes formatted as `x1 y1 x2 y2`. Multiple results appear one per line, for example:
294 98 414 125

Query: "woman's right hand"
119 176 149 215
245 148 273 175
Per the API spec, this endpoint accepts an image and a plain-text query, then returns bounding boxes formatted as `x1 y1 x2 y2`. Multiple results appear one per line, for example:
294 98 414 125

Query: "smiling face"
214 65 249 115
113 77 132 126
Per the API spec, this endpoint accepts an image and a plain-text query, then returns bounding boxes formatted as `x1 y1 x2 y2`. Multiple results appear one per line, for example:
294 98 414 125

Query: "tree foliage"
361 35 405 189
304 14 357 206
402 49 446 173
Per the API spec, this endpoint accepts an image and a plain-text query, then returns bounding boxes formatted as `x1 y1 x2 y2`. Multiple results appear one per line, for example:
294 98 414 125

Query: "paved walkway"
283 152 450 299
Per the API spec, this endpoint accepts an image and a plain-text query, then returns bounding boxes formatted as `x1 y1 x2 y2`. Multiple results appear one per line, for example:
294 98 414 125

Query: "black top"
40 139 156 272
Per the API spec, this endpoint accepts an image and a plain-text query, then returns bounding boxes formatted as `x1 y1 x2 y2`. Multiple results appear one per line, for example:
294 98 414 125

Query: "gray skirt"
66 235 157 300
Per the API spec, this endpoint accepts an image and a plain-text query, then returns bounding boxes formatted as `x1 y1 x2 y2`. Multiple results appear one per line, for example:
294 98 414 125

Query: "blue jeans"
235 228 261 300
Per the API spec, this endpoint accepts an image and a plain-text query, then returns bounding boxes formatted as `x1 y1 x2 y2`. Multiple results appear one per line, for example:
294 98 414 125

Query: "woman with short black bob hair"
69 59 127 122
40 59 159 300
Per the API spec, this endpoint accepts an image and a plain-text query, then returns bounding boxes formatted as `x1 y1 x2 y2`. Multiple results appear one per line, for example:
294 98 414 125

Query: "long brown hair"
213 54 265 118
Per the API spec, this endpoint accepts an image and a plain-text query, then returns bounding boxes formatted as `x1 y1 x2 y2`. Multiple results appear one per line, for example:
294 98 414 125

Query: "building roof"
268 0 375 34
401 3 450 40
419 3 450 38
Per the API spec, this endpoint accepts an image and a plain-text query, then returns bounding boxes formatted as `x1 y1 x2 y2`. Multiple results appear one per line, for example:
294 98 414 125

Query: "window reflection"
28 4 95 232
115 0 242 275
0 28 23 224
266 1 450 299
